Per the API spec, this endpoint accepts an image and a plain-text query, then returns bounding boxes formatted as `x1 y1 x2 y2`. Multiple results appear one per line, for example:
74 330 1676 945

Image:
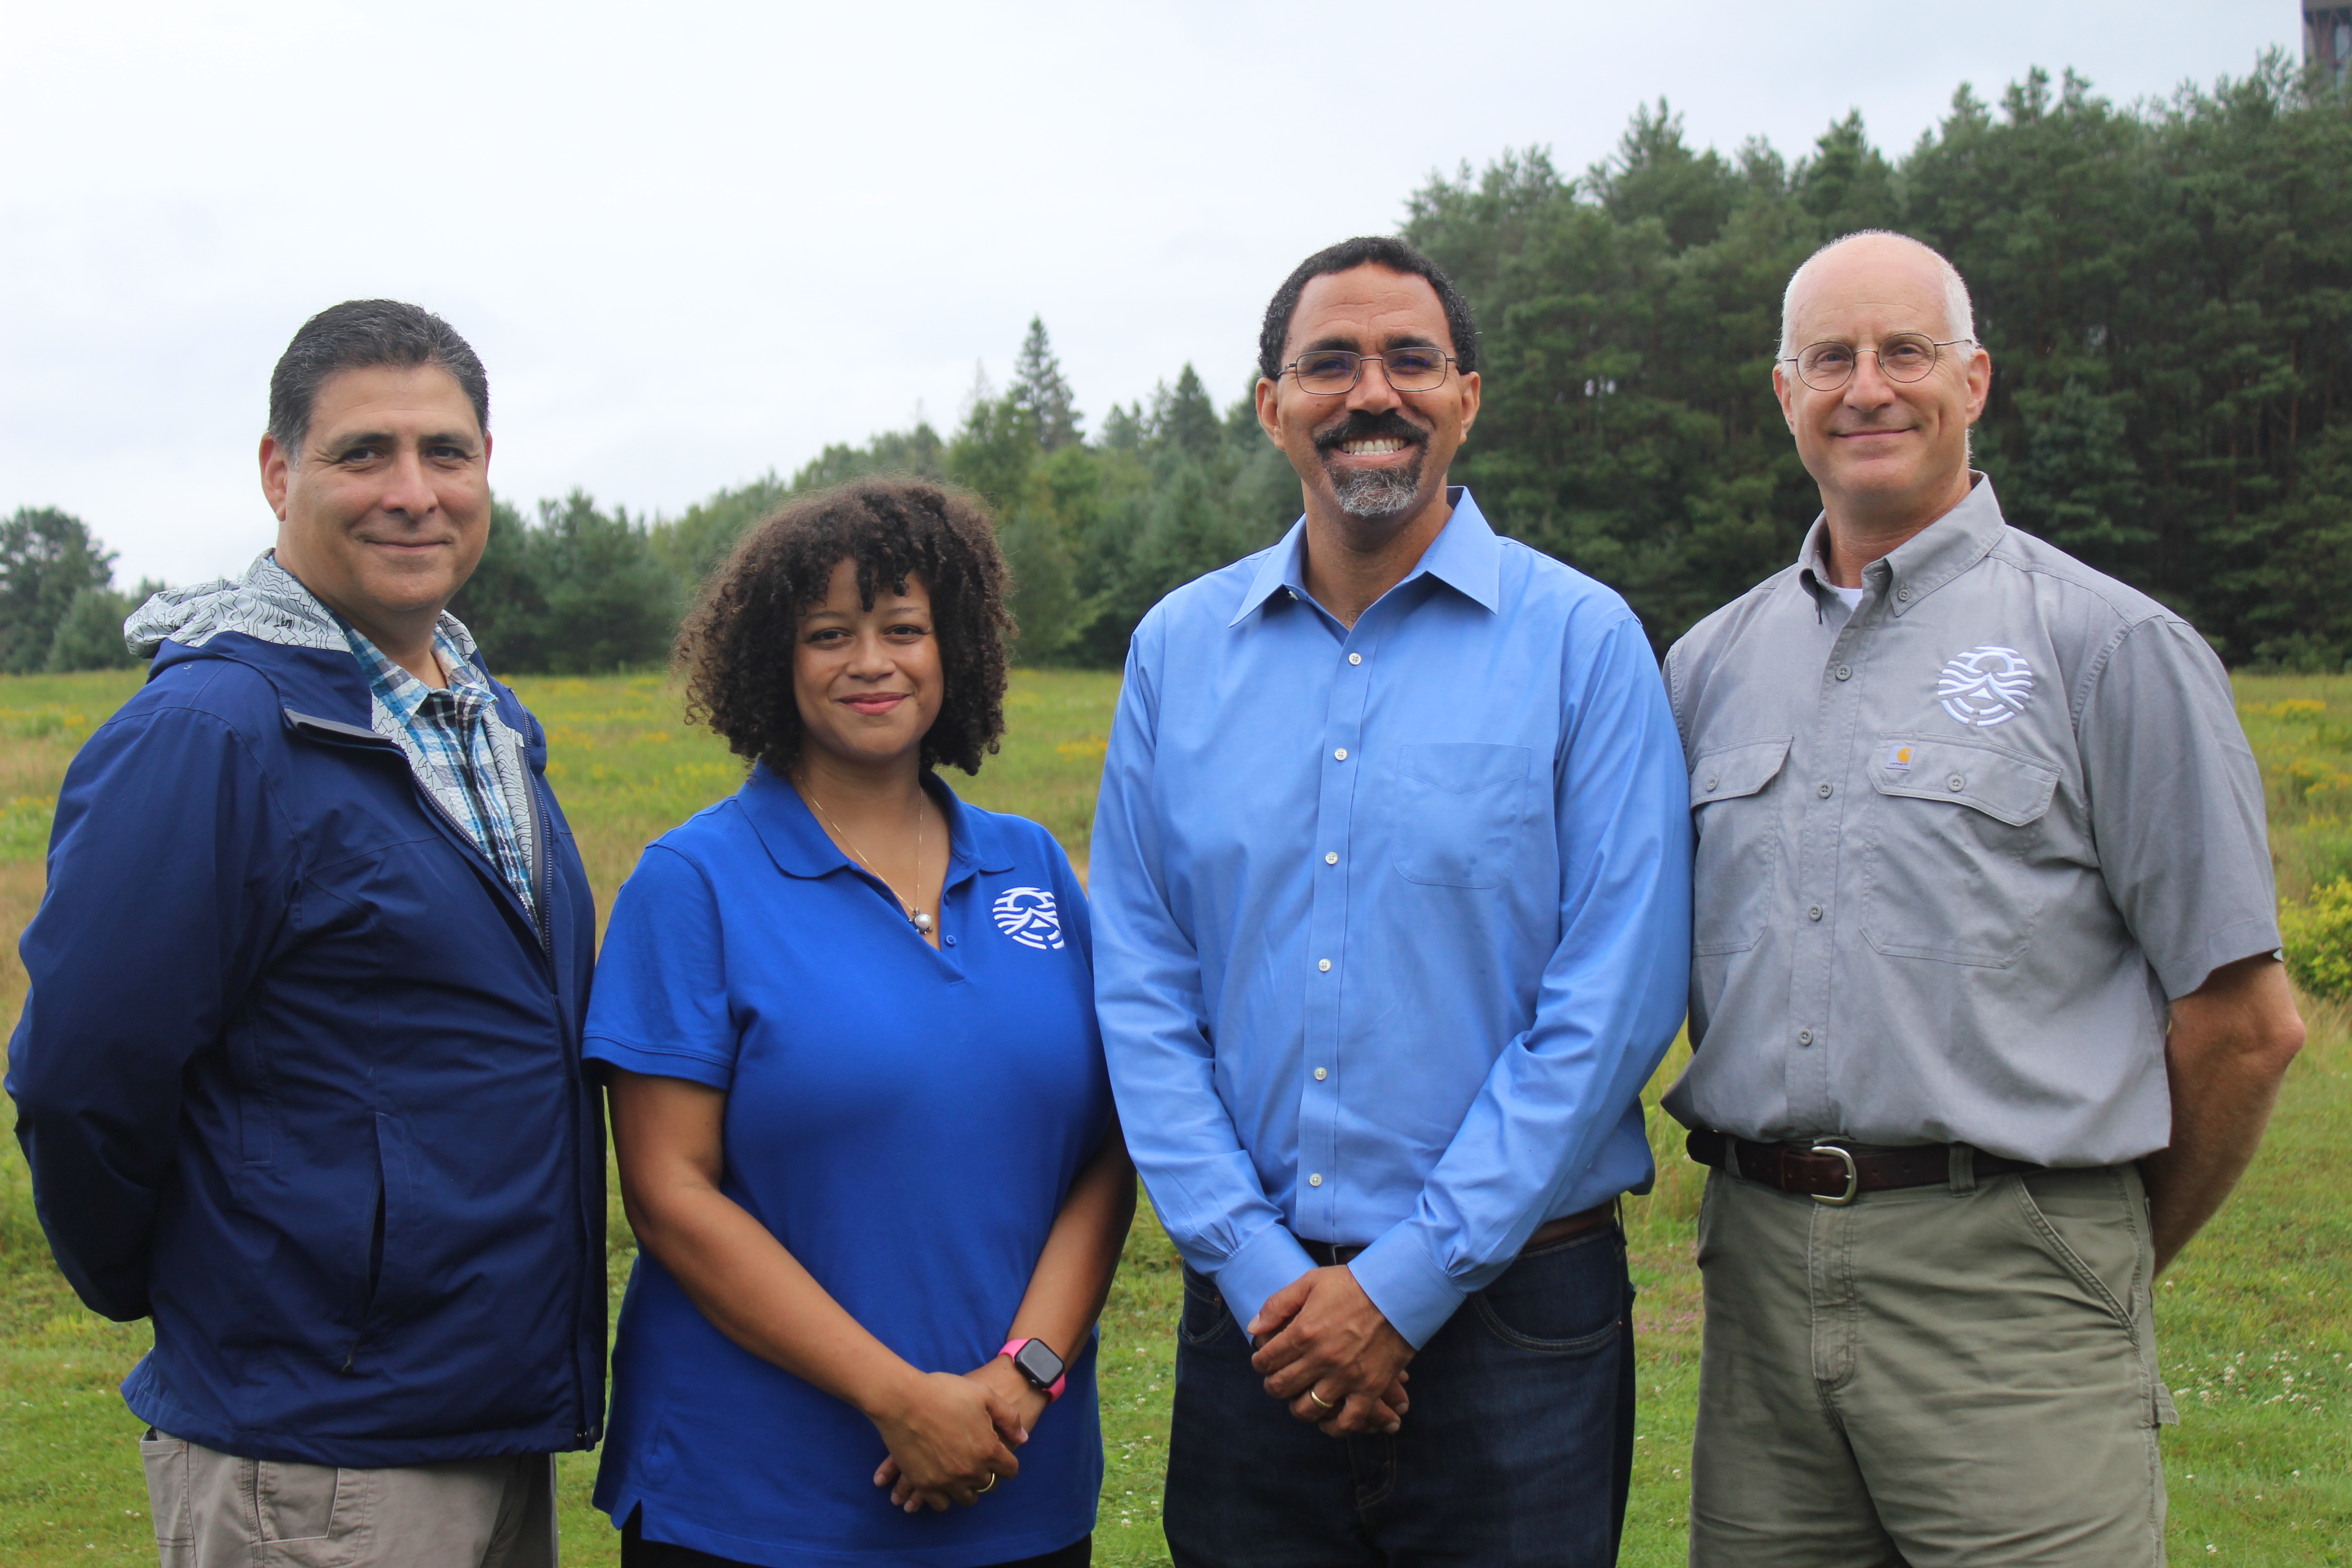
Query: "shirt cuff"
1347 1226 1469 1350
1210 1224 1319 1337
581 1036 734 1093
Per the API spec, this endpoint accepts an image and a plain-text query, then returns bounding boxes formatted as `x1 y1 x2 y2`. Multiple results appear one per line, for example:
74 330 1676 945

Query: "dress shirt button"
1324 851 1339 865
1704 775 1719 791
1797 1029 1814 1046
1947 774 1966 791
1348 652 1362 665
944 935 956 946
1334 748 1348 761
1318 958 1332 972
1897 586 1912 601
1817 782 1834 798
1314 1067 1328 1081
1808 905 1823 921
1308 1173 1323 1187
1835 664 1852 681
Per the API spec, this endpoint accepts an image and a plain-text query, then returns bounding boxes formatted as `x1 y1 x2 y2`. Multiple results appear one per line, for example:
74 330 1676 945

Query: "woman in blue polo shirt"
584 479 1133 1568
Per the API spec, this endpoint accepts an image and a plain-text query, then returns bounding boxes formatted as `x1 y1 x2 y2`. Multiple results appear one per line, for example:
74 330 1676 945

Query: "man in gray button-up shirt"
1666 231 2305 1567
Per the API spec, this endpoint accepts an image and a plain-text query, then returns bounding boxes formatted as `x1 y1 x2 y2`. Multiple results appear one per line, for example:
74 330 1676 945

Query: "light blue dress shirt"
1090 490 1693 1348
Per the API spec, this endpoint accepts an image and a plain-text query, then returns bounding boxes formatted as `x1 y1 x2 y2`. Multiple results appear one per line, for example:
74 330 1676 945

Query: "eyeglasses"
1779 333 1976 392
1282 347 1456 396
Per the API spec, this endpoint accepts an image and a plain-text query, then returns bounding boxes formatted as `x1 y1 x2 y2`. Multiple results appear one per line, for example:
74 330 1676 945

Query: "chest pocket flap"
1872 737 2060 826
1690 737 1791 808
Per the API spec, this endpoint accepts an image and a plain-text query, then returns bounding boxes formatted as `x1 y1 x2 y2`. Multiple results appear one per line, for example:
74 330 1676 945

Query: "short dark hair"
678 478 1014 778
267 299 490 451
1257 236 1480 381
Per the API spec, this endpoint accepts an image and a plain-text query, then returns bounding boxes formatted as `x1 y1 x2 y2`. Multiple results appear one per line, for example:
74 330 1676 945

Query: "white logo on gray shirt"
992 887 1065 950
1937 645 2035 727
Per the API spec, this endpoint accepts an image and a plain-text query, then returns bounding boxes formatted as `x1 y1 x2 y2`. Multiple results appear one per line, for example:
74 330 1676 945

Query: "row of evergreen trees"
10 56 2348 675
1409 56 2352 665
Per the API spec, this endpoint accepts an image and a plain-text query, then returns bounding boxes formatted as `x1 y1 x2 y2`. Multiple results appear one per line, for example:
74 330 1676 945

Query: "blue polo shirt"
584 764 1109 1567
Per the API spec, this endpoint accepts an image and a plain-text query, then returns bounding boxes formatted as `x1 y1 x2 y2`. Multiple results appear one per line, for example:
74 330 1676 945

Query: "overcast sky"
0 0 2306 586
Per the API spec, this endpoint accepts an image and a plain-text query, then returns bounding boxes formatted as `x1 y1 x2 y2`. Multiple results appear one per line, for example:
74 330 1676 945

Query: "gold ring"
1307 1387 1336 1410
976 1473 998 1494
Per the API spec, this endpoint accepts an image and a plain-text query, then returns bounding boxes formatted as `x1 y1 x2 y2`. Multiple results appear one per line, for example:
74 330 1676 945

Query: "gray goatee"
1331 458 1423 522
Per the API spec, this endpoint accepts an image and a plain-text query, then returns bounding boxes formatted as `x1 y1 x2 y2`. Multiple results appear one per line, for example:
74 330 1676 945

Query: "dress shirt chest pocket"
1689 738 1790 955
1390 742 1533 889
1862 735 2062 967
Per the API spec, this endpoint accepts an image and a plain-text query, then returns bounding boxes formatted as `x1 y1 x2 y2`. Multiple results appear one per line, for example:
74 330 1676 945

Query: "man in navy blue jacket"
7 300 605 1567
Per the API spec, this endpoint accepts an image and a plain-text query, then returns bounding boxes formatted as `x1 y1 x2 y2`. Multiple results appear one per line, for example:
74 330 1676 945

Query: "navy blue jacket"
6 632 605 1467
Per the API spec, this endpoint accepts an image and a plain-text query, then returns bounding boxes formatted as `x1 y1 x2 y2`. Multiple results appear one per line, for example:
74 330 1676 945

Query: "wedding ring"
1307 1387 1336 1410
976 1473 999 1494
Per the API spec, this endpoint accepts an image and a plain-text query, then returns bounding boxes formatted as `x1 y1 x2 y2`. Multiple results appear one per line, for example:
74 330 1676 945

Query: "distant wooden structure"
2310 0 2352 87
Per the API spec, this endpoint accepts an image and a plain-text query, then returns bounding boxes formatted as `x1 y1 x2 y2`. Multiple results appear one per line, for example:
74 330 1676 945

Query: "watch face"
1012 1338 1064 1390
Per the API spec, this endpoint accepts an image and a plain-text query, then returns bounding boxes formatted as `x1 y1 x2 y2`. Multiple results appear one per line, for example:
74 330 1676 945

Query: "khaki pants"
1689 1159 2176 1568
139 1430 557 1568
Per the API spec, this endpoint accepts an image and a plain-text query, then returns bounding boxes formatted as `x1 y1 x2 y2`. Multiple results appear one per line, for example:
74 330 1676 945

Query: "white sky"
0 0 2305 586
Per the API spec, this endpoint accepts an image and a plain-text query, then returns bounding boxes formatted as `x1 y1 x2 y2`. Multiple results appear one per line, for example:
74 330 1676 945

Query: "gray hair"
267 299 490 452
1777 231 1975 361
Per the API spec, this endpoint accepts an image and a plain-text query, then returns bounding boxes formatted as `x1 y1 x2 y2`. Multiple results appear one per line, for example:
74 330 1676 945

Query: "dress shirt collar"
1791 471 2007 618
737 760 1015 884
1229 486 1504 628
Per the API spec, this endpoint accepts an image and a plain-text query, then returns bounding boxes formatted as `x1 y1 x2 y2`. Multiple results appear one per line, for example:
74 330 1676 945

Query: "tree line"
9 54 2348 675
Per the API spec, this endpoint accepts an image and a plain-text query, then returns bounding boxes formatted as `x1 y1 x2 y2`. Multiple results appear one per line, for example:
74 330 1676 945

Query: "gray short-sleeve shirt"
1662 476 2277 1166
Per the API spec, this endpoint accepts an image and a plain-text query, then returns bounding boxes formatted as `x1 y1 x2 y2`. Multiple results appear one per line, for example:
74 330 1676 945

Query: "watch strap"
999 1338 1067 1402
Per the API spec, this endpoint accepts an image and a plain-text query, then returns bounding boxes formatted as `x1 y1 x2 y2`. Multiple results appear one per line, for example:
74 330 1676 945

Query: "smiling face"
791 559 944 774
1255 264 1480 549
262 363 492 644
1774 236 1990 533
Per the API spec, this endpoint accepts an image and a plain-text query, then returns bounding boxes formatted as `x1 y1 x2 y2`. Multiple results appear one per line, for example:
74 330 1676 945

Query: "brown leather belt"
1686 1128 2043 1205
1298 1200 1615 1268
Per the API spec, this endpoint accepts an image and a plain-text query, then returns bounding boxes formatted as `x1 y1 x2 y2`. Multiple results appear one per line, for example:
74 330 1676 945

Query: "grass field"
1 667 2347 1564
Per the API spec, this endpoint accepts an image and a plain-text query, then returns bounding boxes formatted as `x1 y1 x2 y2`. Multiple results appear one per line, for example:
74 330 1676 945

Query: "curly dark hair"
678 478 1013 777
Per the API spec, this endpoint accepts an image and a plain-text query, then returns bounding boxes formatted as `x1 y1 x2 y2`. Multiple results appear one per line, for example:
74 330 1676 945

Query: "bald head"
1779 231 1974 362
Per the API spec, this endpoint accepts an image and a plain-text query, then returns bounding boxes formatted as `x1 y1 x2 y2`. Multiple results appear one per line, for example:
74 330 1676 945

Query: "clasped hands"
869 1355 1047 1513
1247 1264 1414 1437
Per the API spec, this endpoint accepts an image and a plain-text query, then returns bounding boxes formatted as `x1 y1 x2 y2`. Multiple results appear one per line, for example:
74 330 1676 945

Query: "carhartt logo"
991 887 1064 951
1886 744 1915 771
1936 646 2034 727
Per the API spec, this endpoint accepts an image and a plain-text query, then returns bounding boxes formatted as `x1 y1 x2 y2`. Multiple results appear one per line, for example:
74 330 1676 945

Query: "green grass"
2 668 2348 1563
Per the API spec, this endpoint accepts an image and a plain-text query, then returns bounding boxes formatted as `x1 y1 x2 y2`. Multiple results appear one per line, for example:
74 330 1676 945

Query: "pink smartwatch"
999 1338 1067 1402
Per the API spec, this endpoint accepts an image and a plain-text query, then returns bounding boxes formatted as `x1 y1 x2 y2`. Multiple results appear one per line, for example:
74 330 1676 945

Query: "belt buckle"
1808 1142 1859 1205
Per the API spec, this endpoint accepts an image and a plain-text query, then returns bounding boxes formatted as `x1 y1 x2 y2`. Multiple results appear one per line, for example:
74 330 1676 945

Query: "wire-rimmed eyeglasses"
1779 332 1976 392
1281 347 1456 396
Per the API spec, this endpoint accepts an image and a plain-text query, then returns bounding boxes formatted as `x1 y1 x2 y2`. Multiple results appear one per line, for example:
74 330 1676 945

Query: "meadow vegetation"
2 667 2347 1563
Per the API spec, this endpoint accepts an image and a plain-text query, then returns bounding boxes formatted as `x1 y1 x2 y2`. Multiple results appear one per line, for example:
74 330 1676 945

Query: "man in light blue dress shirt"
1090 235 1693 1565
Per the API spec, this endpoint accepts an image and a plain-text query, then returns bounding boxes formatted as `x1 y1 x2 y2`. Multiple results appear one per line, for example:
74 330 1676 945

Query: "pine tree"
1009 318 1083 451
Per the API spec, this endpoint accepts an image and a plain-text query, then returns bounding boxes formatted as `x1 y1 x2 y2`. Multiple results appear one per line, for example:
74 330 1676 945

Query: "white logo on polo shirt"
991 887 1064 951
1936 645 2035 727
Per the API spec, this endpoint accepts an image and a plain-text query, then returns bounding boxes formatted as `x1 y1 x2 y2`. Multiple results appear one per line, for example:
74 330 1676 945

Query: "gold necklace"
797 775 932 934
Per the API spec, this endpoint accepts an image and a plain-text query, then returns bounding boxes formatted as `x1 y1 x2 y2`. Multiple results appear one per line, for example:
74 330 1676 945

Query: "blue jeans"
1163 1224 1636 1567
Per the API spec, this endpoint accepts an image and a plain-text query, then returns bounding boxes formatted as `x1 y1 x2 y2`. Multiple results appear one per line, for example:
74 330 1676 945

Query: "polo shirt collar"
1229 486 1503 628
1791 471 2008 617
736 761 1016 883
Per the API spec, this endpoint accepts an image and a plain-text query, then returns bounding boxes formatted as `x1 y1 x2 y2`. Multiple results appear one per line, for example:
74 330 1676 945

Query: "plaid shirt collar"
336 616 540 921
349 626 496 725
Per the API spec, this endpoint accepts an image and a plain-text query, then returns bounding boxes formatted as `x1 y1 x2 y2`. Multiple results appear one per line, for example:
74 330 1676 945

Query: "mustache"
1313 410 1429 455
